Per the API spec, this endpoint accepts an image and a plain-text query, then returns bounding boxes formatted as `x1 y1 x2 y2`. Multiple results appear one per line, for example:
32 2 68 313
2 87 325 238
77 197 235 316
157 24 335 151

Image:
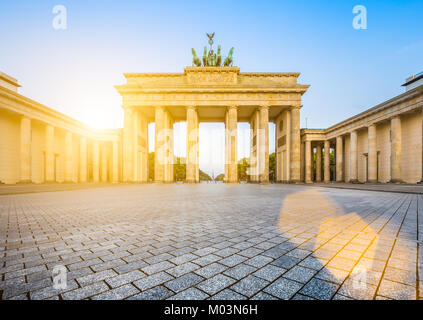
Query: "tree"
215 173 225 181
269 153 276 182
199 170 212 181
237 158 250 182
148 152 155 182
174 157 186 181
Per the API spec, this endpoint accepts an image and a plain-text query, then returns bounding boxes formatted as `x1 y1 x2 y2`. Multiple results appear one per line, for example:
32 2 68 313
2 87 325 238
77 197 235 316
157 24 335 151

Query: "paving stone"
250 292 278 300
141 261 175 275
76 269 118 287
283 266 317 284
244 255 273 268
164 273 204 293
91 284 139 300
271 255 300 269
196 274 237 295
214 247 240 258
30 279 79 300
263 277 302 300
133 272 174 291
167 262 200 277
167 287 209 300
62 281 109 300
337 278 377 300
315 267 349 284
128 286 174 300
377 279 416 300
105 270 145 288
194 263 227 278
223 264 256 280
0 184 420 300
192 254 221 267
209 289 247 300
219 254 247 267
253 265 286 282
292 293 316 300
230 275 269 297
299 279 339 300
169 253 198 265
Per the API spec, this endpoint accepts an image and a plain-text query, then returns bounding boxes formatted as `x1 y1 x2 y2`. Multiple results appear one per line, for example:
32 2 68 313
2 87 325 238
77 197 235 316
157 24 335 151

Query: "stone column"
368 124 377 183
315 144 322 182
305 140 312 183
324 140 330 183
93 141 100 183
112 140 119 183
349 130 358 183
19 117 32 183
259 105 269 184
45 125 55 183
139 114 149 183
390 116 402 183
164 111 174 183
79 137 87 182
154 106 166 183
101 143 108 182
249 111 259 182
290 106 301 183
186 106 199 183
123 108 133 182
64 131 73 183
227 106 238 183
132 110 139 182
336 136 343 182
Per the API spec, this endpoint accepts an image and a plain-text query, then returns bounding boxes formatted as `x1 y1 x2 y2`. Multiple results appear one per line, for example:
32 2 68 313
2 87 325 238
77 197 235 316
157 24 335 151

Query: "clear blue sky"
1 0 422 176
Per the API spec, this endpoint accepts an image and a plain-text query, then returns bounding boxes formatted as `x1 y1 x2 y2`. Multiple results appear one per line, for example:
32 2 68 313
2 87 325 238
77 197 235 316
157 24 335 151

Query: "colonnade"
303 113 419 184
17 116 119 184
122 104 301 184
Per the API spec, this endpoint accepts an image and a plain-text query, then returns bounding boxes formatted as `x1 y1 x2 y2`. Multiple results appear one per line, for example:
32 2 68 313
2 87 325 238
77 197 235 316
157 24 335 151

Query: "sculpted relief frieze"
124 92 301 105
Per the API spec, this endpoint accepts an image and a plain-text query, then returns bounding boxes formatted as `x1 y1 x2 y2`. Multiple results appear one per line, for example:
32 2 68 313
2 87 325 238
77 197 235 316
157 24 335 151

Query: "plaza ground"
0 184 422 300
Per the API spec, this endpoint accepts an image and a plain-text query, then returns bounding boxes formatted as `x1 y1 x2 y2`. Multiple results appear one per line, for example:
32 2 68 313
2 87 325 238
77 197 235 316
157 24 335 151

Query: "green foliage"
174 157 186 181
237 157 250 181
215 173 225 181
148 152 155 182
199 170 212 181
269 153 276 182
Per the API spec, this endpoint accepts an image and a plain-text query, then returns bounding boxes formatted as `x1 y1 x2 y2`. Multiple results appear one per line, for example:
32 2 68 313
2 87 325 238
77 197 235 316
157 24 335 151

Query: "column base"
305 180 313 184
288 179 302 184
185 180 197 184
349 179 359 184
390 179 403 184
367 179 378 183
17 180 32 184
323 180 331 184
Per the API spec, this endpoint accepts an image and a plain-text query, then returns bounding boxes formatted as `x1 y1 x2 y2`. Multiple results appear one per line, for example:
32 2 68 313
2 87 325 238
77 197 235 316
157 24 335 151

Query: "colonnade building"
1 67 423 185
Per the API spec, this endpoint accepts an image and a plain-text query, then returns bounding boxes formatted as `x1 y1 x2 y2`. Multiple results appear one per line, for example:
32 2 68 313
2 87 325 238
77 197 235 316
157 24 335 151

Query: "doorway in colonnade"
199 123 225 183
147 121 186 182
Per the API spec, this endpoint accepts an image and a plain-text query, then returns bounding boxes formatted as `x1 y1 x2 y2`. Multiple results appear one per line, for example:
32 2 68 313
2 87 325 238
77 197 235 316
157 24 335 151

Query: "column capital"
186 105 197 111
227 105 238 111
290 104 302 111
258 104 270 111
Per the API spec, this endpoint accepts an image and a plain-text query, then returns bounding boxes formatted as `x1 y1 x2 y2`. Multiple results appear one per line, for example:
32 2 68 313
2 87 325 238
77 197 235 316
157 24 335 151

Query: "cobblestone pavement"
0 184 422 300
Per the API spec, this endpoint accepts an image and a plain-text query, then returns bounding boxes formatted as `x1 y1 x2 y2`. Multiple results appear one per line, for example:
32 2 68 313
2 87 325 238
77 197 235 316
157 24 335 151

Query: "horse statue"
191 48 202 67
223 47 234 66
216 45 222 66
203 47 208 66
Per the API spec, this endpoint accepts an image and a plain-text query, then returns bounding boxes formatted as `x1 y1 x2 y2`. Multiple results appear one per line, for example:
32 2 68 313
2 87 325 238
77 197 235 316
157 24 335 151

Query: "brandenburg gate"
115 36 309 184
